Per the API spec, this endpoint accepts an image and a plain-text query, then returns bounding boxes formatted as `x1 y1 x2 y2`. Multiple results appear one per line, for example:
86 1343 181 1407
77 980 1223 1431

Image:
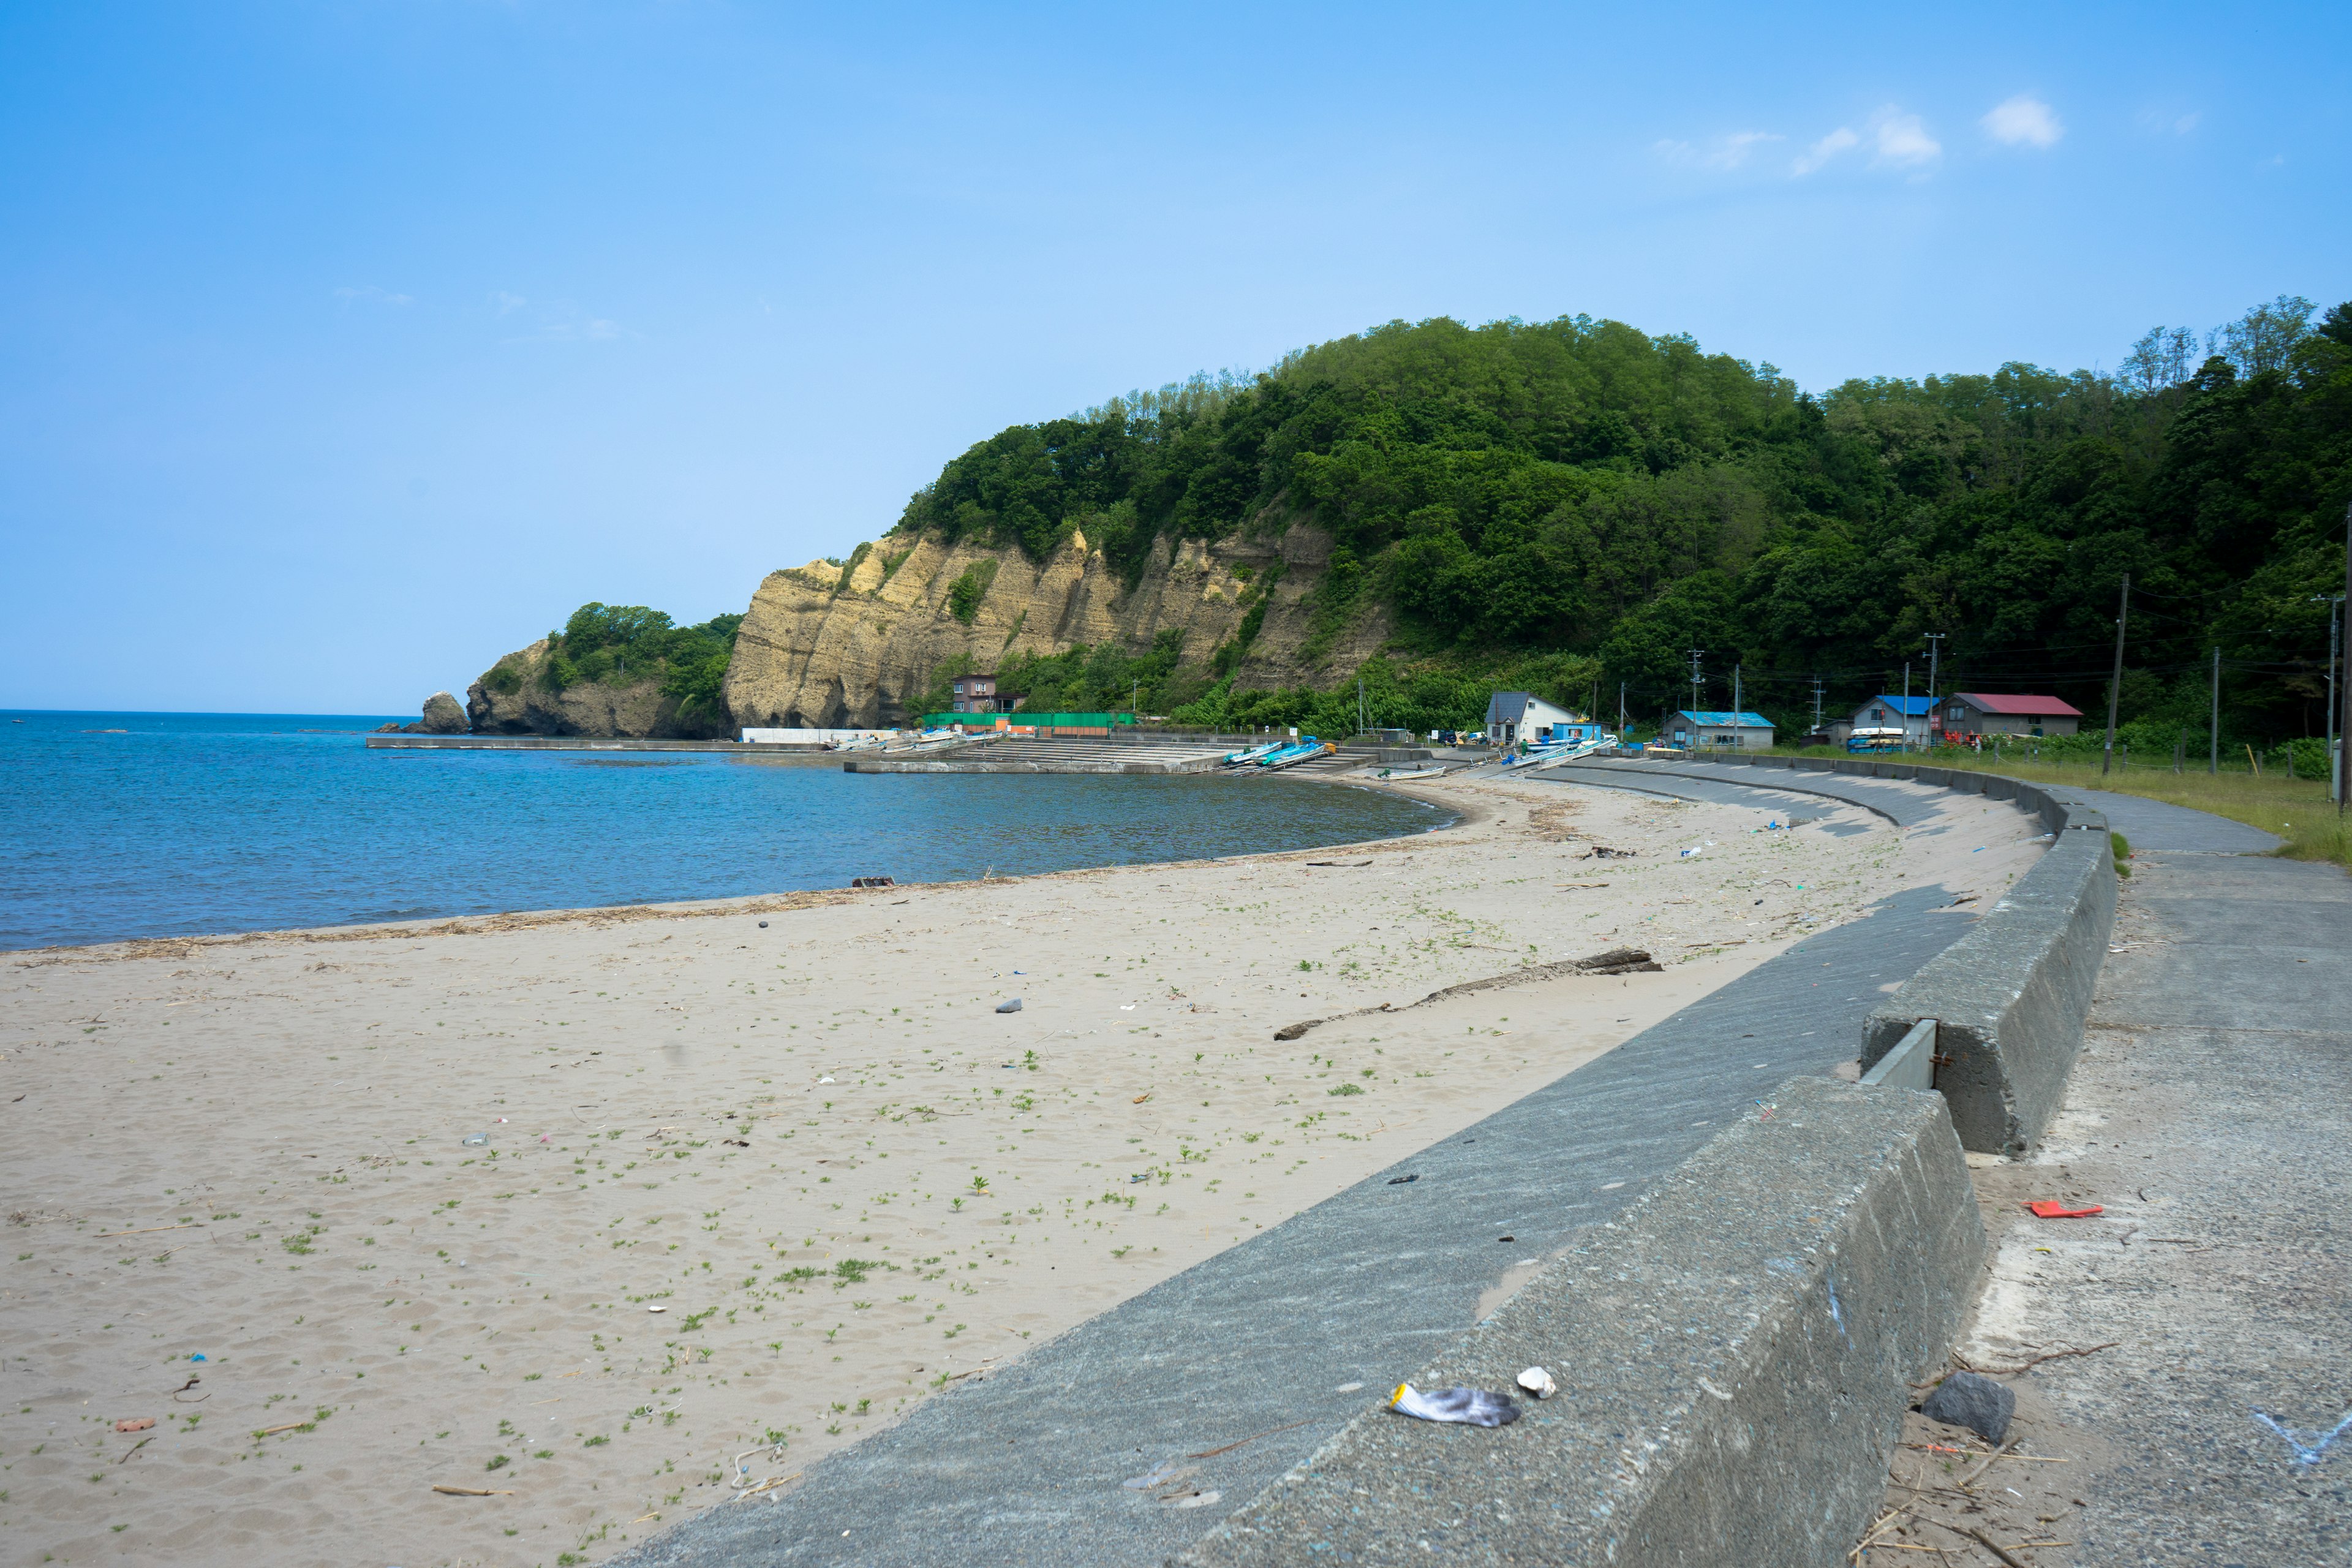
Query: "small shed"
1664 710 1775 749
1841 695 1936 747
1485 692 1578 747
1942 693 2082 738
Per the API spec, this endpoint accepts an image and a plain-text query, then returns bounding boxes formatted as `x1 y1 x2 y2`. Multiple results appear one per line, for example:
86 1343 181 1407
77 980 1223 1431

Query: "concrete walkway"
1961 842 2349 1564
618 783 2013 1568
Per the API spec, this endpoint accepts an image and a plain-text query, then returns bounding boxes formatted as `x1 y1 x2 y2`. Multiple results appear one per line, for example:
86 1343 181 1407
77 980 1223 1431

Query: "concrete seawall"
1662 753 2121 1156
623 759 2114 1568
1180 1077 1982 1568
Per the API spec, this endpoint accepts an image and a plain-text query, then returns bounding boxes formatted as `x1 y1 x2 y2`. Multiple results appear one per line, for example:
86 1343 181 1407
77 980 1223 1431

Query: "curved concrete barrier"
1692 753 2120 1155
1177 1077 1982 1567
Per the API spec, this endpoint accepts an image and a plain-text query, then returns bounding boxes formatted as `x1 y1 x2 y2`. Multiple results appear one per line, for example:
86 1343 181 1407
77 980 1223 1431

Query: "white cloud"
493 291 528 317
1792 126 1859 175
1657 129 1786 170
1869 110 1942 167
1982 95 2063 148
334 285 414 307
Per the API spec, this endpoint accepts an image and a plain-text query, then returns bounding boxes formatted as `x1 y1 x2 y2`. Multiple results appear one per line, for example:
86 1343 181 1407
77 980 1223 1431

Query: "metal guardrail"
1860 1017 1937 1091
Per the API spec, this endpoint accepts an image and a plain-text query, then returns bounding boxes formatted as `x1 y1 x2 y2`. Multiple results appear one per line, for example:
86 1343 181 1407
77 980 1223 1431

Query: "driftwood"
1272 949 1660 1040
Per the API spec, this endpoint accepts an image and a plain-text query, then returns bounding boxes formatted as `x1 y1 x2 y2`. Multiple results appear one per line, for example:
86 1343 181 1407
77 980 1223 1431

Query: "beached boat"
1223 741 1282 765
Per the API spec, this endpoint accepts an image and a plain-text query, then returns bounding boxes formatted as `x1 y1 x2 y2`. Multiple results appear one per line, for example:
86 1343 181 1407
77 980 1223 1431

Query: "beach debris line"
848 876 895 889
1387 1382 1520 1427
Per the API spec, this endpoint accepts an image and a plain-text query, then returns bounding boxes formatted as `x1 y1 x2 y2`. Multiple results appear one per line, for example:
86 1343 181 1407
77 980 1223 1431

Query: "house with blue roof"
1663 709 1774 749
1841 695 1935 747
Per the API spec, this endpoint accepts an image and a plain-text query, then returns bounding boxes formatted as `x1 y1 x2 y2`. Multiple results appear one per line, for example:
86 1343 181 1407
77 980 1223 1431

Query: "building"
1664 710 1775 749
1484 691 1580 746
1941 693 2083 738
1839 695 1936 747
949 674 1013 714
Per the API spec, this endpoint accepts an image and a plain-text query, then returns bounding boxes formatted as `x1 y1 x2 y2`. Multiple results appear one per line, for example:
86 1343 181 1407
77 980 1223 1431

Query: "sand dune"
0 773 2039 1567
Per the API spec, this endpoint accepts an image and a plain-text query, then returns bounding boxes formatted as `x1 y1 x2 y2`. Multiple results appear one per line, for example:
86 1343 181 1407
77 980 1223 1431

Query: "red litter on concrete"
2025 1200 2104 1218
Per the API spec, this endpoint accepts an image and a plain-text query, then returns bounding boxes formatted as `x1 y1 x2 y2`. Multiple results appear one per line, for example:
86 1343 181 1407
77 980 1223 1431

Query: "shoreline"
4 774 1458 965
1 769 2042 1566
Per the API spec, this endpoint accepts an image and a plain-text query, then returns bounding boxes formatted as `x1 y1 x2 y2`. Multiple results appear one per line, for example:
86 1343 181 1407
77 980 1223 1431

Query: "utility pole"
1924 632 1945 745
1618 681 1626 737
2210 646 2220 775
1687 649 1705 715
1902 662 1912 752
2102 574 2130 777
2315 594 2343 803
1811 674 1824 736
2341 497 2351 815
1733 664 1743 741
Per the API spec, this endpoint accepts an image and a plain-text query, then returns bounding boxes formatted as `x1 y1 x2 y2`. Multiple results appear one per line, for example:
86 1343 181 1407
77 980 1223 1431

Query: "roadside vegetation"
891 295 2351 748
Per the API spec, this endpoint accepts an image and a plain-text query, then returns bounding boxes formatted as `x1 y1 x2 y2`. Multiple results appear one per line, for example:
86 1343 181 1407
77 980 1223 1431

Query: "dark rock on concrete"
1921 1370 2015 1445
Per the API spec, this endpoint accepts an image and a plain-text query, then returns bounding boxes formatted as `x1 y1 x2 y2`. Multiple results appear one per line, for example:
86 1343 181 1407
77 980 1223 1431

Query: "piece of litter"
1515 1258 1537 1267
1131 1093 1151 1104
1123 1460 1180 1490
2026 1200 2105 1219
997 998 1023 1014
1388 1382 1519 1427
817 1076 834 1085
1516 1366 1557 1400
1387 1174 1419 1185
189 1354 206 1362
758 920 767 927
461 1133 488 1146
1120 1005 1134 1011
1335 1382 1365 1393
647 1305 666 1313
115 1417 155 1433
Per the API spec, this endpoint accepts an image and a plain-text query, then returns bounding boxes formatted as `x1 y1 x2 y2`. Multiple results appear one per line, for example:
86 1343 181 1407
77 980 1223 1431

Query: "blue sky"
2 1 2346 714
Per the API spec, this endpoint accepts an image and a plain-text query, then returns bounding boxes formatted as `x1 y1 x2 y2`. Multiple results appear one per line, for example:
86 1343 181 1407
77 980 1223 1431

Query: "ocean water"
0 711 1442 951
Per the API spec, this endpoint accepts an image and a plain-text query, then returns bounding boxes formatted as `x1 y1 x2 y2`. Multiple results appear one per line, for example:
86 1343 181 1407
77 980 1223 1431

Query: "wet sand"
0 772 2041 1567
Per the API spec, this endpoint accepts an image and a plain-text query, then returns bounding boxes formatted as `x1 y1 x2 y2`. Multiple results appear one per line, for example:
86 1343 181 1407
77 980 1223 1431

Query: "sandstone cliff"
723 520 1394 729
464 639 718 738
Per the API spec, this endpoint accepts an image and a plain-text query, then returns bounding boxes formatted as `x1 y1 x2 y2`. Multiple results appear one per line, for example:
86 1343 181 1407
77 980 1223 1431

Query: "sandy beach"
1 770 2042 1568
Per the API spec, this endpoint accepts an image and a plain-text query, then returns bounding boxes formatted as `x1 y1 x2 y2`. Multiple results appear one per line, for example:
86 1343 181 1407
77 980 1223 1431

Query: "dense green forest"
483 602 743 731
899 296 2352 747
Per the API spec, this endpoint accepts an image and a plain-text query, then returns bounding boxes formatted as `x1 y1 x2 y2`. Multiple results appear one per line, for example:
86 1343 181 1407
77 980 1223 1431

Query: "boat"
1224 741 1282 765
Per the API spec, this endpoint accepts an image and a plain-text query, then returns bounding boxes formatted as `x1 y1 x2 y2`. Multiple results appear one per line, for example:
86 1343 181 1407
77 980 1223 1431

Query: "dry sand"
1 771 2042 1567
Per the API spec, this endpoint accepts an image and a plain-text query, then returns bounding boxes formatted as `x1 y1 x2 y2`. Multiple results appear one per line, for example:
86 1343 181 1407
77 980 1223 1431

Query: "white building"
1484 692 1579 746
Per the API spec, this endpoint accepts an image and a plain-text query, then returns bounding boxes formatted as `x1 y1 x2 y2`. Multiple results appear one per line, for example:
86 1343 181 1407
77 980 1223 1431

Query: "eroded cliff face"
464 639 715 737
723 520 1393 728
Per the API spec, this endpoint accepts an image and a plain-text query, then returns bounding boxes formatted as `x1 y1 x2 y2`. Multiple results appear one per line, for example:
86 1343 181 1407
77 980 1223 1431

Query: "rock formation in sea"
723 519 1387 729
420 692 468 733
463 640 720 739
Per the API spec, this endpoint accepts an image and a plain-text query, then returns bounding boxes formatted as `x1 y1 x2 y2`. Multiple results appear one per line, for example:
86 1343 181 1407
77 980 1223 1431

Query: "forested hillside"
894 298 2352 747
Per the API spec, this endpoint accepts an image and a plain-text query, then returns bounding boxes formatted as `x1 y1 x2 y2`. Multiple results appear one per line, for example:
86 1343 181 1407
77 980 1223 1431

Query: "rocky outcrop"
463 639 717 738
420 692 468 733
724 520 1392 729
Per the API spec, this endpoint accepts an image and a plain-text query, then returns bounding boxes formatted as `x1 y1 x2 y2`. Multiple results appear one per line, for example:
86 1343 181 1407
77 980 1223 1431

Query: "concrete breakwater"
616 763 2108 1568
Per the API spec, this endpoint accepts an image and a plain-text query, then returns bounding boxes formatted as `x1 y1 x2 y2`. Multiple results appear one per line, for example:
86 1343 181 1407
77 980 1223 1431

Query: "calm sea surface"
0 712 1442 951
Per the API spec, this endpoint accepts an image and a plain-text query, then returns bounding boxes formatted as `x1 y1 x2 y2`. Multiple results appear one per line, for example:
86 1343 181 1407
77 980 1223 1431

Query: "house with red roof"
1940 693 2083 738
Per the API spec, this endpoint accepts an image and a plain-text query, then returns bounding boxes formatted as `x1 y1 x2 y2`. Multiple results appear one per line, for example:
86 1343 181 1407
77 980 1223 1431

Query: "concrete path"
1961 845 2350 1564
2052 785 2282 854
618 785 2011 1567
